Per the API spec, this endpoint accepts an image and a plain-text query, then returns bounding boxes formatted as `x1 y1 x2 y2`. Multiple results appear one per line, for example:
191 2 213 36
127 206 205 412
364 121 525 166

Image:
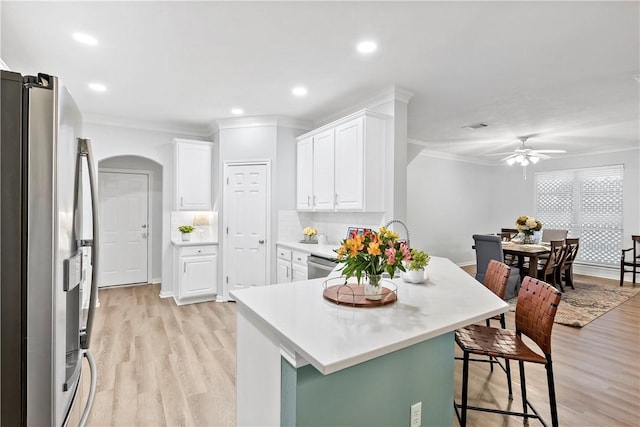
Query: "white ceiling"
2 1 638 160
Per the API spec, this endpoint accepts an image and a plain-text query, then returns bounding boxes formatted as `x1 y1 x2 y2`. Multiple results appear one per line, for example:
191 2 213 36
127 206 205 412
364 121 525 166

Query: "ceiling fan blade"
500 154 518 161
530 153 551 160
530 149 567 154
487 152 517 156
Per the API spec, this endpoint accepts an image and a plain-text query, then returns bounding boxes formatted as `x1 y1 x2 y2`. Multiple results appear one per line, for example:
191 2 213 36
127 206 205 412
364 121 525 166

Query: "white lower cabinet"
174 244 217 305
276 246 308 283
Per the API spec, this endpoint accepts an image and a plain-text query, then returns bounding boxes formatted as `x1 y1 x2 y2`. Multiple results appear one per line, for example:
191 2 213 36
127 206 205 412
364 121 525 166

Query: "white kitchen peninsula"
231 256 508 426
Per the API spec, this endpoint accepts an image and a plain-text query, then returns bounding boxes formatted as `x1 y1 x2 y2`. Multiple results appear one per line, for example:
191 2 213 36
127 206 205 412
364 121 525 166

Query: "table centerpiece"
515 215 542 244
335 226 411 300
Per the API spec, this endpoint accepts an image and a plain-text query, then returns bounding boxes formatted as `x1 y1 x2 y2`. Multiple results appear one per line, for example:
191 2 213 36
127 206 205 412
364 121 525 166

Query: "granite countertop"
230 256 508 375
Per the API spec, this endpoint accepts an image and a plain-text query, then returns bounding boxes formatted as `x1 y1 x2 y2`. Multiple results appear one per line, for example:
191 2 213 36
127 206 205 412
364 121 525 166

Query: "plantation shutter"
535 165 624 266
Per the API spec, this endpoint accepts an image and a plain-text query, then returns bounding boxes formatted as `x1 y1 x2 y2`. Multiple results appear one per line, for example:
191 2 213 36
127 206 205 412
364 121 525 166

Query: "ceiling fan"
491 136 567 178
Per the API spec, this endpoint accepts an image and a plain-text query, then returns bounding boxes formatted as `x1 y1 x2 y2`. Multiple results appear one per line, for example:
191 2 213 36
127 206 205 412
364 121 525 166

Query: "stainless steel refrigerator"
1 71 99 426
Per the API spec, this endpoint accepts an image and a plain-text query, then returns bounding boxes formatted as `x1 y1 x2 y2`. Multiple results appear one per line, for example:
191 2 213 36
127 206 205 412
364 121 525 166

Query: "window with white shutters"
535 165 624 266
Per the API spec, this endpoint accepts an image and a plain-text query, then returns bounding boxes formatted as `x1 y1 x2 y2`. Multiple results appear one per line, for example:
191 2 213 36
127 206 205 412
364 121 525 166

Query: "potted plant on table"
178 225 195 242
302 227 317 243
402 249 431 284
335 227 412 300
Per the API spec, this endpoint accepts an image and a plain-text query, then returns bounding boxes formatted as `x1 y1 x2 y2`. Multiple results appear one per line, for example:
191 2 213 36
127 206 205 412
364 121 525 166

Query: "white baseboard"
150 277 162 284
573 263 620 281
159 290 173 299
458 260 476 268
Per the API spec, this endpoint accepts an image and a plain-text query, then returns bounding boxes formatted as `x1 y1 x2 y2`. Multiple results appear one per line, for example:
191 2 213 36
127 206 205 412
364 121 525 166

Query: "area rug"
509 281 640 328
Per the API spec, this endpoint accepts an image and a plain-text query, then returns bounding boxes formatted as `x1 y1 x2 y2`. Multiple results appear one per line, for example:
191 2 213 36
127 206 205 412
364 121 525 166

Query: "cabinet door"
176 142 212 210
291 264 308 282
334 118 364 210
180 254 217 298
312 129 335 211
276 258 291 284
296 137 314 211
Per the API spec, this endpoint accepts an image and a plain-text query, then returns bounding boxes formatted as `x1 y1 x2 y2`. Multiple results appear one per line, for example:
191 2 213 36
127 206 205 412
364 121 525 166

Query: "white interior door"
225 163 268 294
99 171 149 287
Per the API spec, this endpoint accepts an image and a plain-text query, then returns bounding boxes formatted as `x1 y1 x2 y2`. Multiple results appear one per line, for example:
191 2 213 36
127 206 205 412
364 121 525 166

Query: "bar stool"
454 276 562 427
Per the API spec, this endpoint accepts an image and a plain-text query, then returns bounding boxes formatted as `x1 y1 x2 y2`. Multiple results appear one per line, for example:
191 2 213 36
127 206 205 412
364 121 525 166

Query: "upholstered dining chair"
473 234 521 299
556 238 579 290
454 276 562 427
620 235 640 286
541 229 568 243
537 240 566 291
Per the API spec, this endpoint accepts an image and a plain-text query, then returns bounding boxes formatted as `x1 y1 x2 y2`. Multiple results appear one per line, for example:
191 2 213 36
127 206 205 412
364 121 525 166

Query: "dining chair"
537 240 566 291
541 229 568 243
454 276 562 427
556 238 579 290
501 228 519 239
620 235 640 286
473 234 521 299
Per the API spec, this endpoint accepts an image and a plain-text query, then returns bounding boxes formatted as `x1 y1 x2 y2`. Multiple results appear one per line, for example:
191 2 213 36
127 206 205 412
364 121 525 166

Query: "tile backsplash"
277 210 385 244
171 211 218 241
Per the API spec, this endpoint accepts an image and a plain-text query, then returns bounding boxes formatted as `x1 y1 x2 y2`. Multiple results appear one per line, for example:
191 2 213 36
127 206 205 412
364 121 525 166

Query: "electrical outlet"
410 401 422 427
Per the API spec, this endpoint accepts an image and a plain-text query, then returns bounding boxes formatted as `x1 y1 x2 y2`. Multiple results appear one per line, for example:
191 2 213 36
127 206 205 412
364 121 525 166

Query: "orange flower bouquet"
335 227 412 285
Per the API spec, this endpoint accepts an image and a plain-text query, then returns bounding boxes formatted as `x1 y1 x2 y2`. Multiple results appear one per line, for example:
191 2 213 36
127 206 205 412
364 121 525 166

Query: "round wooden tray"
322 283 397 307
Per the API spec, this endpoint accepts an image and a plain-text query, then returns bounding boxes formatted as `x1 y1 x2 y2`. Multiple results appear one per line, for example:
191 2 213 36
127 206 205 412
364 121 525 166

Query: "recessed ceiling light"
73 32 97 46
357 41 377 54
88 83 106 92
231 108 244 115
292 86 307 96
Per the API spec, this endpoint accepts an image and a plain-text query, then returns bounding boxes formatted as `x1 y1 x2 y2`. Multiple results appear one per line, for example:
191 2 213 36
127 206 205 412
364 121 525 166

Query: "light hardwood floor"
85 275 640 426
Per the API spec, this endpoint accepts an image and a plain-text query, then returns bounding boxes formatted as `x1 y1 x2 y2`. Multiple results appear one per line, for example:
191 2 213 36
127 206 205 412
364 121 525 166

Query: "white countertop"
230 256 508 375
171 238 218 247
276 241 339 259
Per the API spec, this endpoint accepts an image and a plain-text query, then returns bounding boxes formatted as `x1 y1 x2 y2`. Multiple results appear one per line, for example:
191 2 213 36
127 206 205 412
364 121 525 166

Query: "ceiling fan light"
506 158 516 165
530 156 540 164
515 154 524 163
521 158 530 166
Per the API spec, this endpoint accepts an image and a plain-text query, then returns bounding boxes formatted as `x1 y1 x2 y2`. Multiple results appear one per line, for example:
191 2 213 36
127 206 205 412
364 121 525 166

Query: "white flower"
525 218 537 229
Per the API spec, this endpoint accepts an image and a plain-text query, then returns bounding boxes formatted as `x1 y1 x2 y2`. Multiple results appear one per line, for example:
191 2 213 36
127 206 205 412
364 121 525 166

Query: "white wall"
84 122 211 296
99 155 163 282
407 152 493 264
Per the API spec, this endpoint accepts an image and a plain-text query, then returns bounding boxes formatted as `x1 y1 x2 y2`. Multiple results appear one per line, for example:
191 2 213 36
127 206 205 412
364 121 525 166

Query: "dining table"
502 241 551 279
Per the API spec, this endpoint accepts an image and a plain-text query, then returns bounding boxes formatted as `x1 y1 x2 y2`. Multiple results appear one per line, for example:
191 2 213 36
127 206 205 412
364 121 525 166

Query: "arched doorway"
97 155 163 287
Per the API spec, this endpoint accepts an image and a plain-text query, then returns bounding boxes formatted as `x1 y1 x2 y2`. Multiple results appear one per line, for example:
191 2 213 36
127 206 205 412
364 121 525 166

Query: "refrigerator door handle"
78 138 100 350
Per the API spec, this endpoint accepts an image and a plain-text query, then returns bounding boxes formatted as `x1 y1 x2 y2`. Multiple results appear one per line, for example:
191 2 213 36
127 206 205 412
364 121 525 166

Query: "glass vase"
522 233 535 244
365 274 383 300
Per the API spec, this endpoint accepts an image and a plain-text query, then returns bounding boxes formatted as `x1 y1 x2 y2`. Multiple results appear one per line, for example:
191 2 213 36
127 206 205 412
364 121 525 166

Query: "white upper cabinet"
295 110 387 212
311 129 335 211
174 139 213 211
296 137 313 211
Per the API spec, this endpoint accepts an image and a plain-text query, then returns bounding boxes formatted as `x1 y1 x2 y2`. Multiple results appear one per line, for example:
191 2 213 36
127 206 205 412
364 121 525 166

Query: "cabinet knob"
141 224 147 228
258 240 265 244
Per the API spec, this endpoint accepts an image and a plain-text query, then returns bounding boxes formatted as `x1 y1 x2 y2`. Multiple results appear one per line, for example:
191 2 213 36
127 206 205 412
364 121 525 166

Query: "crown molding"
316 85 415 126
409 139 492 166
214 115 313 131
83 113 210 137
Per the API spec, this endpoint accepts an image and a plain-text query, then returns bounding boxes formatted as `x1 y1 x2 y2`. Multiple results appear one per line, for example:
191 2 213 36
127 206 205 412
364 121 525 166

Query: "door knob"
258 240 265 244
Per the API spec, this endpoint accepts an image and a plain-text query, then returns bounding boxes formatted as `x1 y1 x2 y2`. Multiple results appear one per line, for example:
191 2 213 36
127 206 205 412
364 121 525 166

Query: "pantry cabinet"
295 110 387 213
174 139 213 211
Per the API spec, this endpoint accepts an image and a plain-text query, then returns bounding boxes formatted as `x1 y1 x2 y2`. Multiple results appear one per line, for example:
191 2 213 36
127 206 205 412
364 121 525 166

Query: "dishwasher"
307 255 339 279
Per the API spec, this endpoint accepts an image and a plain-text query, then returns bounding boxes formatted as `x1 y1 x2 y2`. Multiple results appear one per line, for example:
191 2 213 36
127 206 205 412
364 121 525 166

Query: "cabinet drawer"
292 250 308 266
277 247 292 261
181 245 217 257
